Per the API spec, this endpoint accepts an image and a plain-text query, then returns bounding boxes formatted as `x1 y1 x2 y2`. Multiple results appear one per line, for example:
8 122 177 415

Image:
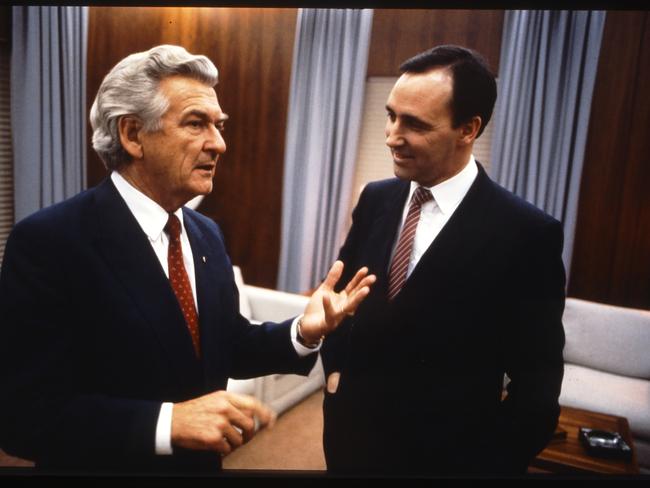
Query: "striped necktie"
387 186 433 300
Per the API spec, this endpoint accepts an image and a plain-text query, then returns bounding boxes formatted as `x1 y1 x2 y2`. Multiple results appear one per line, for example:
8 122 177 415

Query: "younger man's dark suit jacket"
0 178 315 474
321 164 566 476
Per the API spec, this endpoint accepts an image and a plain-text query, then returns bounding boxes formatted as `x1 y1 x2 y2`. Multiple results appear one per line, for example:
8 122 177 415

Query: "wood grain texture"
0 6 10 43
367 9 504 76
531 406 638 475
609 12 650 309
569 11 650 309
87 7 297 288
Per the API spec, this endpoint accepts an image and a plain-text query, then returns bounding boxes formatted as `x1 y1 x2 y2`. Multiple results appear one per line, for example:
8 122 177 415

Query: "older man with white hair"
0 45 374 474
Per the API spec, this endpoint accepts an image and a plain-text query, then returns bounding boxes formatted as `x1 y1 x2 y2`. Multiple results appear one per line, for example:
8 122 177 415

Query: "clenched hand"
172 390 276 455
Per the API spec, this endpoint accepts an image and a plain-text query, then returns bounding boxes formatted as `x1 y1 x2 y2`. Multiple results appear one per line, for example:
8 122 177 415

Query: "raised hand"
299 261 376 344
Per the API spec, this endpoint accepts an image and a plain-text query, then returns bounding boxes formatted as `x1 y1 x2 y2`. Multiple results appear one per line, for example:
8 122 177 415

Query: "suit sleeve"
490 218 566 472
0 221 161 465
227 286 317 379
201 223 316 380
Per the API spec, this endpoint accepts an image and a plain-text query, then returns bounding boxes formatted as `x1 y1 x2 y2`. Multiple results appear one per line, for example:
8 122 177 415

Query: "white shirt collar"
110 171 185 242
409 155 478 215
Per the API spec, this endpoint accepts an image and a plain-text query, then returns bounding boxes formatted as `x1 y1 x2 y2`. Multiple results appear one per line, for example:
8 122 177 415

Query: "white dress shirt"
111 172 198 305
391 155 479 277
110 172 316 455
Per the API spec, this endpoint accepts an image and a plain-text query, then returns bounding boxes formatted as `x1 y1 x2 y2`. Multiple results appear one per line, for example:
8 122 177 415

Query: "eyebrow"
385 105 431 129
185 109 229 122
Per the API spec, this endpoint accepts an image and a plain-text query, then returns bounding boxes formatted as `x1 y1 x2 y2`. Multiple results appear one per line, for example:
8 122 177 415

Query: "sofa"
227 267 325 415
559 297 650 473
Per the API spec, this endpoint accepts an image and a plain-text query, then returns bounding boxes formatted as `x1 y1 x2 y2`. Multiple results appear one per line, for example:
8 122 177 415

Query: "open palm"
299 261 376 344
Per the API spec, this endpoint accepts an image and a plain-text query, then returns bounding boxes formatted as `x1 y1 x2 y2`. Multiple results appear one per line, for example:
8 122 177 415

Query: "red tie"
165 213 200 357
387 187 433 300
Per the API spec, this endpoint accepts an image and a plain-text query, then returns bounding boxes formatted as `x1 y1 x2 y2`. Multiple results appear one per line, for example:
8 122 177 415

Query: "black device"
579 427 633 460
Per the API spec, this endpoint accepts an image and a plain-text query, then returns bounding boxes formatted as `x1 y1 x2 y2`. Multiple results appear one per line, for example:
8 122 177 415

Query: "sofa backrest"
563 297 650 379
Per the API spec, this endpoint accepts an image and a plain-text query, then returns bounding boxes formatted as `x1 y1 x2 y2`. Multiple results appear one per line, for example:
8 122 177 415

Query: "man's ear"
118 115 144 160
458 116 482 146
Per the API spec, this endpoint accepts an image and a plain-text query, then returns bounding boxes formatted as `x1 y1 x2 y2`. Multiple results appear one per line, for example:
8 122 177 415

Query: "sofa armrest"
230 282 322 417
243 285 309 323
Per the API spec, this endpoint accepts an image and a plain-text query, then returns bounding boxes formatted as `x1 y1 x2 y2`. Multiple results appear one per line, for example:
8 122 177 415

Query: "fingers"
327 372 341 394
322 292 337 329
219 419 244 450
321 260 344 290
322 288 365 328
171 391 276 455
216 393 275 452
350 275 376 299
217 437 232 455
307 262 376 335
225 406 256 444
343 266 369 294
342 285 371 316
227 392 276 429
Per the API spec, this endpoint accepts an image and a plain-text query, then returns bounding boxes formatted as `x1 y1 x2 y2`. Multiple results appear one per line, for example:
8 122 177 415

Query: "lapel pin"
202 256 207 263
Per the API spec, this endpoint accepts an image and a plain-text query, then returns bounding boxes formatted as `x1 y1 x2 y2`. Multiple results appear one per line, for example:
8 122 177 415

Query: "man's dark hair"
399 45 497 138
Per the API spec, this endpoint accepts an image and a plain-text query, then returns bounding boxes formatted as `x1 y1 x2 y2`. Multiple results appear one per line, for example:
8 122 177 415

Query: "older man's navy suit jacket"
0 178 315 473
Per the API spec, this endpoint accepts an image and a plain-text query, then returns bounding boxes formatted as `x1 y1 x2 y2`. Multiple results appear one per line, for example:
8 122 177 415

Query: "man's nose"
204 125 227 156
385 123 404 148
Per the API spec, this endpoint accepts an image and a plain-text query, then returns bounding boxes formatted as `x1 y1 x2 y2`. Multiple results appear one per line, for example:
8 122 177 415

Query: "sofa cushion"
232 266 253 320
563 298 650 379
560 363 650 440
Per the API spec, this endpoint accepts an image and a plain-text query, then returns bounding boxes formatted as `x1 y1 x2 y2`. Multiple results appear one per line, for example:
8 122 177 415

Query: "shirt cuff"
155 402 174 455
291 315 322 356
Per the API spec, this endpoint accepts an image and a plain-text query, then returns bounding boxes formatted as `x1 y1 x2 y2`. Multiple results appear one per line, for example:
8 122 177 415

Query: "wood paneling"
87 7 297 288
86 8 505 290
367 9 504 77
0 6 10 43
569 11 650 309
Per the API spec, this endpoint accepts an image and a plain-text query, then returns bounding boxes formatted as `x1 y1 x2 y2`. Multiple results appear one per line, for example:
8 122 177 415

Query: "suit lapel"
183 210 231 384
89 179 202 383
399 165 498 298
354 180 410 314
366 181 410 284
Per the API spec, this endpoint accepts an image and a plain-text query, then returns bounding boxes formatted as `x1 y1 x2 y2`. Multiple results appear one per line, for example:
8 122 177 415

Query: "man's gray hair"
90 44 219 170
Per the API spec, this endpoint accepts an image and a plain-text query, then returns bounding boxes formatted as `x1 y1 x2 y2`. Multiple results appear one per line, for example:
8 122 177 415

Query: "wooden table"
529 406 639 475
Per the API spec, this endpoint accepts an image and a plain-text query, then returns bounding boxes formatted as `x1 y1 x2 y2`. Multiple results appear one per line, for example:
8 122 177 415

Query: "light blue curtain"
490 10 605 274
11 6 88 222
277 9 373 293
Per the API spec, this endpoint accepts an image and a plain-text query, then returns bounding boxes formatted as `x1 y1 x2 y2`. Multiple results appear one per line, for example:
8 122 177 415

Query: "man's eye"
387 112 396 122
188 120 202 128
216 123 226 132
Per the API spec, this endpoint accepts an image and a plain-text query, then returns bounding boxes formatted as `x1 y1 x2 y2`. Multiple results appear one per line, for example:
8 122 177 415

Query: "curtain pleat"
490 10 605 275
11 6 88 223
277 9 373 293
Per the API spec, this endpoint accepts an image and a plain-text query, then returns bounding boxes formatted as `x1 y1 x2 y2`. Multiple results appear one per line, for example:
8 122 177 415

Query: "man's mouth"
195 162 216 172
392 151 413 163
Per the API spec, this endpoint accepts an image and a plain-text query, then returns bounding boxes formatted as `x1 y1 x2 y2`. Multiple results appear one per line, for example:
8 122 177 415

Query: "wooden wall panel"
0 6 10 43
87 7 297 288
569 11 650 309
367 9 504 77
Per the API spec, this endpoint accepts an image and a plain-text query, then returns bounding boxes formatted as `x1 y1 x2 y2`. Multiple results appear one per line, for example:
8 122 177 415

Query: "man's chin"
393 164 413 181
190 178 214 195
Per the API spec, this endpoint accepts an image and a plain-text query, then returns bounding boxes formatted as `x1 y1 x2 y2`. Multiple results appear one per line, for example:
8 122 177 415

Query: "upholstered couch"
227 267 325 415
560 297 650 473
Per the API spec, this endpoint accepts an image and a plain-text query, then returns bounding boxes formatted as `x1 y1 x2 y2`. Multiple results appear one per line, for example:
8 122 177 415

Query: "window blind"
347 76 497 230
0 39 14 264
